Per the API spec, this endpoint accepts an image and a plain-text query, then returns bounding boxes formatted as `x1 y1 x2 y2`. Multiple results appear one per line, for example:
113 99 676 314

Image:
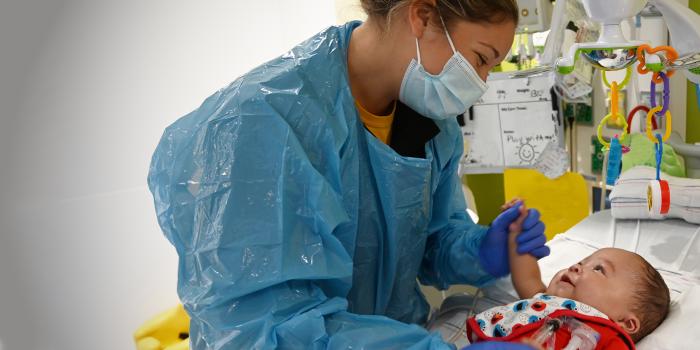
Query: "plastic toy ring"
646 106 672 143
636 45 678 83
650 71 670 116
602 66 632 89
626 105 655 134
597 113 628 148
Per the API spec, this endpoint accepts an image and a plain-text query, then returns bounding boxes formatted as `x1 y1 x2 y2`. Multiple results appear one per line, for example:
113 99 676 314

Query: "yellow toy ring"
646 106 672 143
602 66 632 89
597 113 629 148
610 82 619 121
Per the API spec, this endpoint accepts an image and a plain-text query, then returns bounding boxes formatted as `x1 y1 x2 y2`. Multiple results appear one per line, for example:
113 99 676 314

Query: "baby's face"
546 248 640 320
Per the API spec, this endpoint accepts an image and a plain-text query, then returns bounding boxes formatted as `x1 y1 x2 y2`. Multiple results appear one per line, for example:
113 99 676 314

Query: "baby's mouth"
560 274 575 287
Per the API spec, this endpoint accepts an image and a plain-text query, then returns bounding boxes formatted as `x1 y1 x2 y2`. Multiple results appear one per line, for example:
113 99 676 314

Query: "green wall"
465 174 504 224
689 0 700 143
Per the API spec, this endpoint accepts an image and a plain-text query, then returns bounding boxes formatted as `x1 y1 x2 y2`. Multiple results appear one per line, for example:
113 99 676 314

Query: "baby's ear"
616 313 641 335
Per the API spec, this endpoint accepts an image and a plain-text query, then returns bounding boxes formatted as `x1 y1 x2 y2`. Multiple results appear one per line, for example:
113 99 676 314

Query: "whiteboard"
461 72 562 174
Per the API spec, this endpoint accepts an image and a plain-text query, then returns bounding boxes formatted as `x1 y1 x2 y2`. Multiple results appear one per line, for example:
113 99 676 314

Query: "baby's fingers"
501 198 522 211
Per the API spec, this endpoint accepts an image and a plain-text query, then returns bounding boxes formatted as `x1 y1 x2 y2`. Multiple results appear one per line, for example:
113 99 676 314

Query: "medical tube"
530 318 561 350
562 318 600 350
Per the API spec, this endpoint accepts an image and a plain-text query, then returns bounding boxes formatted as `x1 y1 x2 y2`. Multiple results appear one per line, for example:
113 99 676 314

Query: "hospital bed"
428 210 700 349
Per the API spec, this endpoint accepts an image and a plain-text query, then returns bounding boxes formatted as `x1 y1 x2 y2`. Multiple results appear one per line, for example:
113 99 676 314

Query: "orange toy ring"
636 45 679 83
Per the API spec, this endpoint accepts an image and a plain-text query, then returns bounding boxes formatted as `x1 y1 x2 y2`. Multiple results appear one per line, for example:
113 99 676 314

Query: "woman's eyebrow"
477 41 500 60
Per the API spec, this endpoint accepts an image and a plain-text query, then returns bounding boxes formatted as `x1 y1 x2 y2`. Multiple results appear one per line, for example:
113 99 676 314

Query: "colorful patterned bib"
471 293 608 338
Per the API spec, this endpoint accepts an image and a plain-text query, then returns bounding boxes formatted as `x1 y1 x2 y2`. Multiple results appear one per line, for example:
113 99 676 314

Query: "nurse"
148 0 548 348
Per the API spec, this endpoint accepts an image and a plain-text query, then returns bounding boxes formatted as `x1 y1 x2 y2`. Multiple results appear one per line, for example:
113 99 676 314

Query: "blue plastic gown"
148 21 495 349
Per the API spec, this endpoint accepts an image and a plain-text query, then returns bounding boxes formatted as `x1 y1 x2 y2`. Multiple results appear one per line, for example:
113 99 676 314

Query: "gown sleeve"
418 123 495 290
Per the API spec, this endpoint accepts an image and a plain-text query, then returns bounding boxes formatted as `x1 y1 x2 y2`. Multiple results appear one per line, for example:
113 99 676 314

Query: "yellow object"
605 89 627 128
602 70 629 127
598 72 629 147
134 304 190 350
597 113 629 148
466 174 505 225
610 81 620 121
504 169 589 240
355 100 396 145
601 66 632 89
646 106 672 143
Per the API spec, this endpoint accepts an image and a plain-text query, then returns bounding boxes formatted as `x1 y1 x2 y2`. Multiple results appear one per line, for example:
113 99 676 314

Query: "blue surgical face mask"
399 18 488 121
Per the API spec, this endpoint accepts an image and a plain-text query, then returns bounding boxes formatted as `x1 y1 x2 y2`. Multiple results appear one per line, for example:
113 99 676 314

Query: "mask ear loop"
438 15 458 55
414 38 422 65
415 13 455 65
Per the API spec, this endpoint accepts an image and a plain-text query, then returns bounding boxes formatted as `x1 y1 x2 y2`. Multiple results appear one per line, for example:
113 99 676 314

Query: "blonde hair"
359 0 519 28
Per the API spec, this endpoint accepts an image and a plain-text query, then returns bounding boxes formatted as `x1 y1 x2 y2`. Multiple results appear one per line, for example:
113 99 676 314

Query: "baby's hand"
501 199 528 236
500 198 521 212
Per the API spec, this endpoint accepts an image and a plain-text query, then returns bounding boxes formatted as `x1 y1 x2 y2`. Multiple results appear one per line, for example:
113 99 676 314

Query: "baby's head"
546 248 670 342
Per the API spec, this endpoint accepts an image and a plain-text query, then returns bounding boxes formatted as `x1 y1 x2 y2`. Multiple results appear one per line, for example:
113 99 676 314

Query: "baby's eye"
593 265 605 274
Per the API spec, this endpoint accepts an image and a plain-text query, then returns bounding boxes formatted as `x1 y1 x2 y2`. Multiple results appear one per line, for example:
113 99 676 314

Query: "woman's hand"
478 200 550 278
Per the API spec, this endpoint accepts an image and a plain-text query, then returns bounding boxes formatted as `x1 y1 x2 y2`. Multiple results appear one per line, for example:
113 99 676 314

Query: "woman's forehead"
450 20 514 51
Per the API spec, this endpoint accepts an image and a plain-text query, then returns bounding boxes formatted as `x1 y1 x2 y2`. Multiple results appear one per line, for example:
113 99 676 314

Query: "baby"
466 201 670 349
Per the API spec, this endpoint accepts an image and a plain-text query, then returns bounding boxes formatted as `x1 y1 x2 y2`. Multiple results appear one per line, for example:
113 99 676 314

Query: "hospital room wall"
0 2 68 349
0 1 335 350
0 84 20 350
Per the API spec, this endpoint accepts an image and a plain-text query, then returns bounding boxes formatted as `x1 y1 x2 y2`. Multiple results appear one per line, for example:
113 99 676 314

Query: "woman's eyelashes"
475 52 487 66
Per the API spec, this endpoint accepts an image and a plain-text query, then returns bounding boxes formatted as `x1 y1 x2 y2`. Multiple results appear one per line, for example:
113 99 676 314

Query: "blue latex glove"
462 342 537 350
478 202 550 278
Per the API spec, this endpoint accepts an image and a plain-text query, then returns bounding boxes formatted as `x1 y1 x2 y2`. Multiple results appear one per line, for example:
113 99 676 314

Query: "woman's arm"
419 123 549 289
418 126 501 289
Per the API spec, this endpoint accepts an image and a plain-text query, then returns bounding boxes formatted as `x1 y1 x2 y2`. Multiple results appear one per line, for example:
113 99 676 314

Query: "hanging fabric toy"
606 136 623 186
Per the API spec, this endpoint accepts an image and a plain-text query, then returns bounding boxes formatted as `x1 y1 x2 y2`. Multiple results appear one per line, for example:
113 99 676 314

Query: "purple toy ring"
650 71 670 116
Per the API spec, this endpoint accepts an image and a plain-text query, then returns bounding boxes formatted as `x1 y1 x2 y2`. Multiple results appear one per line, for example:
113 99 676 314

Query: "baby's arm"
507 203 547 299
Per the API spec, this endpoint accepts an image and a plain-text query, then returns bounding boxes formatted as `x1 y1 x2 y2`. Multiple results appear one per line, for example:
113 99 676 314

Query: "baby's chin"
545 282 575 299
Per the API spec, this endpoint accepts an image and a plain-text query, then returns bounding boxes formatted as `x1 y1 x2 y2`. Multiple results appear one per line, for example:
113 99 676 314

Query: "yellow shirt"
355 100 396 145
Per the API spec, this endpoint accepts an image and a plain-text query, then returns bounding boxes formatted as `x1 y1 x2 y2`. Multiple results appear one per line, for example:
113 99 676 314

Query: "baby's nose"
568 264 581 274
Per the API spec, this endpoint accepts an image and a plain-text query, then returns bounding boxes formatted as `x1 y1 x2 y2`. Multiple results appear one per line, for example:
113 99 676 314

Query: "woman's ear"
407 0 438 39
616 313 641 336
